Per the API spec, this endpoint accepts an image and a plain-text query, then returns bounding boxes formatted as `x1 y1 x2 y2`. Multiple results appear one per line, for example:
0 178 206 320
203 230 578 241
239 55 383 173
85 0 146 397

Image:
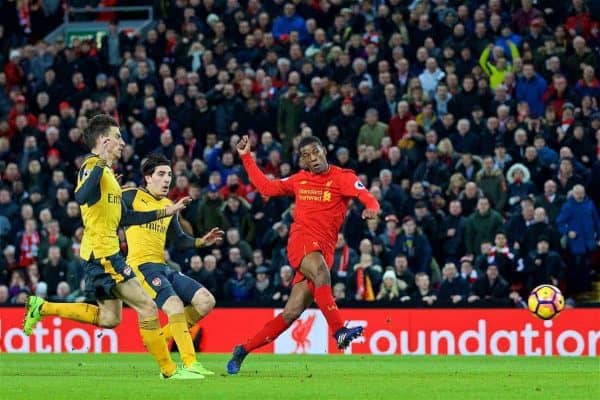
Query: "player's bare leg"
280 281 314 324
161 295 213 376
24 292 122 335
96 299 123 328
189 287 216 321
184 289 216 375
112 279 182 378
162 296 197 367
300 251 364 349
161 287 215 340
227 280 313 374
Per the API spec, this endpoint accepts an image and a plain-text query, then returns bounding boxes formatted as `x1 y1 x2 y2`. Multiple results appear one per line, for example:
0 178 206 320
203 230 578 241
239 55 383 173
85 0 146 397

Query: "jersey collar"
140 186 165 202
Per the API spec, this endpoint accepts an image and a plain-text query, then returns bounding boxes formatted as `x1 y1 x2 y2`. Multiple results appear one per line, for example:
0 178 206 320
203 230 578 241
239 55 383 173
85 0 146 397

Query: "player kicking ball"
227 135 380 374
23 115 199 380
122 154 224 377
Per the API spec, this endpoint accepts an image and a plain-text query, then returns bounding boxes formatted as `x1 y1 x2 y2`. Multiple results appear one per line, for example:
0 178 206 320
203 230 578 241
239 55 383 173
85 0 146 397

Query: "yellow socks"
184 305 201 326
169 313 197 367
41 302 100 325
162 305 201 341
139 317 176 377
161 323 173 342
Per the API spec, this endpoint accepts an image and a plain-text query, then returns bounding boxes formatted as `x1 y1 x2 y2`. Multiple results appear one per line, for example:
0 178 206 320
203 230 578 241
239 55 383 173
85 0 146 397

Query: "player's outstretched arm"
120 196 192 226
74 157 107 206
166 214 224 249
120 188 166 226
236 135 294 197
359 192 380 219
339 172 380 219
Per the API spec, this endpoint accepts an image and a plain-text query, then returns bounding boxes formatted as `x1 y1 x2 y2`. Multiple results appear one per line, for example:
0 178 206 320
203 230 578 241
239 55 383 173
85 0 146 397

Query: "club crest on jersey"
152 277 161 287
354 180 366 190
123 266 132 276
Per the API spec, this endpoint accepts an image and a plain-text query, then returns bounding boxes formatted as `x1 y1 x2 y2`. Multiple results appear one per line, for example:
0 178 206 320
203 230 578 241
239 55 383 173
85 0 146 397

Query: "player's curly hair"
141 153 171 178
83 114 119 149
298 135 323 150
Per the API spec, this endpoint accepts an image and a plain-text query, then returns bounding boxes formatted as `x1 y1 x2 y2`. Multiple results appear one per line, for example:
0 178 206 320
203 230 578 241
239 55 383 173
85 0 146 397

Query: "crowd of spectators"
1 0 600 308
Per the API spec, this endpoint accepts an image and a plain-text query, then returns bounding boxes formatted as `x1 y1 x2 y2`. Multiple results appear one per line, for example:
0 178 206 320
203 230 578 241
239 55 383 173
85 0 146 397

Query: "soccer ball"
527 284 565 320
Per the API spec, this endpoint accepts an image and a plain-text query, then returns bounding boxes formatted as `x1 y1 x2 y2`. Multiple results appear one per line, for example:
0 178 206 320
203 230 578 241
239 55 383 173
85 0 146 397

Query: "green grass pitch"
1 353 598 400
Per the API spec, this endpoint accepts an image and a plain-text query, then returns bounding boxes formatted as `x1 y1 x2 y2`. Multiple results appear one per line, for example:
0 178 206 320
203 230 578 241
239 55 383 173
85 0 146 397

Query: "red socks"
242 284 344 353
243 314 289 352
313 285 344 333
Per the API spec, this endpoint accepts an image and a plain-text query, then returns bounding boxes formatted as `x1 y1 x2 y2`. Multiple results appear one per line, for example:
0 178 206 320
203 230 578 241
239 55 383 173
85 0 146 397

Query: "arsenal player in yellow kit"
23 115 201 380
122 154 224 376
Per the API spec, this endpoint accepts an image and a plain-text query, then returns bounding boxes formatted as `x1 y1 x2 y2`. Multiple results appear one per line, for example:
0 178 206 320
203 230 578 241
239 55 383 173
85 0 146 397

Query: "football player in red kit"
227 135 380 374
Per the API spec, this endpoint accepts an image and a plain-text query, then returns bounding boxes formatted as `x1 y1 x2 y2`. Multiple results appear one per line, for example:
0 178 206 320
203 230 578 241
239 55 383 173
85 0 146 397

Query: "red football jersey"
241 153 380 252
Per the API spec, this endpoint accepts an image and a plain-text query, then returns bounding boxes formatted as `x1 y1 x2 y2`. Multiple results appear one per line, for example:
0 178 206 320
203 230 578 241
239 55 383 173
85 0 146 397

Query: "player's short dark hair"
83 114 119 149
298 136 323 151
141 153 171 178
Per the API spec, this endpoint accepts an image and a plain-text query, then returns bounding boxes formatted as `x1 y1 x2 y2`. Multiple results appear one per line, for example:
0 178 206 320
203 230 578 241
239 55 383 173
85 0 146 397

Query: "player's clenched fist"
236 135 251 156
361 208 379 219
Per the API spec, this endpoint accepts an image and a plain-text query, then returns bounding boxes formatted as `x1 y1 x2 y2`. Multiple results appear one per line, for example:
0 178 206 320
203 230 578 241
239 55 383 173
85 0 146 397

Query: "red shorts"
288 237 334 286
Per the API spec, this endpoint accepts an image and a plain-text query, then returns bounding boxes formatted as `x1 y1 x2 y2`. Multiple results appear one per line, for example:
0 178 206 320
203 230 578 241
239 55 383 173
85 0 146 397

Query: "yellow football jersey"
76 154 123 261
123 188 174 268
